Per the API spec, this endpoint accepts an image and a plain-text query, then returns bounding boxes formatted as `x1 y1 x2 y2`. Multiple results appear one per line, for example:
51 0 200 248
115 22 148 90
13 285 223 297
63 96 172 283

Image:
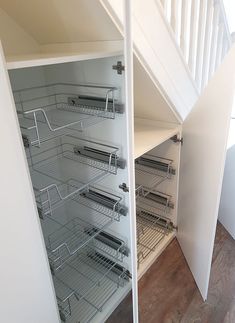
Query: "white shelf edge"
134 117 181 159
137 231 176 280
6 50 123 70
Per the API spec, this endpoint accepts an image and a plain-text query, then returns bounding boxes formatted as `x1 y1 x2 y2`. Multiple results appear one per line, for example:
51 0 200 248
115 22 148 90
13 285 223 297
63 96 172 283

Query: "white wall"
134 56 178 123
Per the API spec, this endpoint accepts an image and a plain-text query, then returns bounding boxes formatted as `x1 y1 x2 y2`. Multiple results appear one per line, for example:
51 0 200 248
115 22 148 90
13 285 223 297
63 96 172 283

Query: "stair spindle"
195 0 208 90
188 0 200 79
180 0 191 61
221 39 228 60
170 0 181 45
160 0 167 15
201 0 214 90
160 0 171 23
208 4 220 79
215 23 224 70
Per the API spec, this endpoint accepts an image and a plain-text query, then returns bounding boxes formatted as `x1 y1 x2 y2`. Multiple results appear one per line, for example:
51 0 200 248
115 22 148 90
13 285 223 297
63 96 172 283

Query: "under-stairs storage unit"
6 52 133 323
1 2 235 323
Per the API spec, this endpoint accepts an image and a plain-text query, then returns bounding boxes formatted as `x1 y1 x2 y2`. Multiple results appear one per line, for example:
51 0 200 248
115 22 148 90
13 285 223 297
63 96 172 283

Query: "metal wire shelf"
135 154 175 190
52 245 130 322
136 209 173 267
136 189 174 218
73 186 127 222
45 201 127 271
89 233 128 263
28 139 122 217
14 83 122 147
46 216 112 271
42 184 127 270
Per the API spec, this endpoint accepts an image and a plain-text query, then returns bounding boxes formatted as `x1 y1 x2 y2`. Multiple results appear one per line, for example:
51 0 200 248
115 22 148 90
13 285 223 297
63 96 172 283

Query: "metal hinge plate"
112 61 125 75
171 135 183 145
22 135 30 148
37 207 43 220
119 183 129 192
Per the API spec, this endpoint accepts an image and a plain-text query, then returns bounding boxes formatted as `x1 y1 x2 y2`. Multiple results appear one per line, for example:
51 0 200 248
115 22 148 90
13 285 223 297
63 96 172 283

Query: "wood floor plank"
138 239 197 323
207 236 235 322
106 292 133 323
107 222 235 323
223 298 235 323
212 222 231 263
181 223 235 323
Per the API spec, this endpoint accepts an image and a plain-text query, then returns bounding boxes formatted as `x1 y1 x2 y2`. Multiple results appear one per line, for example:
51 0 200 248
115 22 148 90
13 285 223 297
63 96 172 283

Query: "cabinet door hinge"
37 207 43 220
171 135 183 145
112 61 125 75
22 135 30 148
119 183 129 192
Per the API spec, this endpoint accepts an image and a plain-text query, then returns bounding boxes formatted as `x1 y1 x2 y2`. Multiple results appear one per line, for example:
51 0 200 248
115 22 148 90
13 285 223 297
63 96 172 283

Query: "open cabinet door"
177 45 235 300
0 42 60 323
218 119 235 239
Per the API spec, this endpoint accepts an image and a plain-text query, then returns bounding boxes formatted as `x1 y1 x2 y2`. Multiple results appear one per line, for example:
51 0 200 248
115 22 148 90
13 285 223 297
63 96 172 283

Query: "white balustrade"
158 0 232 94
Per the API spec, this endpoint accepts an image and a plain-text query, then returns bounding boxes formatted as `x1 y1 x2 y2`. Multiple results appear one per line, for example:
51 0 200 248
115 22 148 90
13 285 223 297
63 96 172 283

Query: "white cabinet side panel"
178 45 235 300
219 119 235 239
0 43 59 323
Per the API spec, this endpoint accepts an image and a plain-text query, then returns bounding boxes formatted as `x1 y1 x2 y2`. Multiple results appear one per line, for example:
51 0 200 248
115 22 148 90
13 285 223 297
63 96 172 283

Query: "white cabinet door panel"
219 119 235 239
178 45 235 300
0 42 60 323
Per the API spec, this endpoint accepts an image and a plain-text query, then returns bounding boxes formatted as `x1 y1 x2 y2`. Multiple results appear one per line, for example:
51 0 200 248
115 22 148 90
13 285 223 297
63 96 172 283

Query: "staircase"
160 0 231 89
100 0 232 121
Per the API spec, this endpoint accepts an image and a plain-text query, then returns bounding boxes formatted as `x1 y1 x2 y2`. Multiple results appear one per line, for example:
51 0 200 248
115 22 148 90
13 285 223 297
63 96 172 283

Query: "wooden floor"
107 222 235 323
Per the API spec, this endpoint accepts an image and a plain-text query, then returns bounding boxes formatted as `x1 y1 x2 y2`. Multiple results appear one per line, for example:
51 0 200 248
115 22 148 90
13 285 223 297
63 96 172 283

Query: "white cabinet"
0 2 137 323
0 2 235 323
4 54 136 323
